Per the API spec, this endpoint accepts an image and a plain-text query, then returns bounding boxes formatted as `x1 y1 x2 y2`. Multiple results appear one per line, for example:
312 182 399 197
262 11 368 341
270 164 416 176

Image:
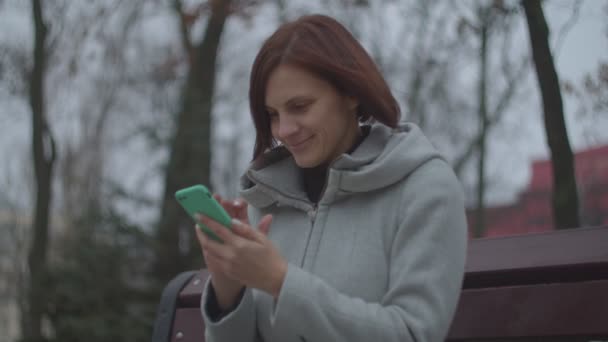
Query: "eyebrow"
266 95 314 111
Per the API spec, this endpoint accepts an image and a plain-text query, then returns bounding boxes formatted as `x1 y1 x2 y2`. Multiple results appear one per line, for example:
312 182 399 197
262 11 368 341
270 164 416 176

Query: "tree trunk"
474 13 489 238
155 0 232 284
522 0 580 229
22 0 57 340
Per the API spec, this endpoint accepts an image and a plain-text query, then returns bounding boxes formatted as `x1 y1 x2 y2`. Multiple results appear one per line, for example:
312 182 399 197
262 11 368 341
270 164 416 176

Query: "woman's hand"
197 213 287 299
194 225 244 311
193 194 249 311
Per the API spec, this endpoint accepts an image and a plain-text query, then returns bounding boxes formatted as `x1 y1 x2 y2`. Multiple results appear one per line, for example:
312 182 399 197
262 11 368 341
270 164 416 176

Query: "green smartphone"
175 184 232 242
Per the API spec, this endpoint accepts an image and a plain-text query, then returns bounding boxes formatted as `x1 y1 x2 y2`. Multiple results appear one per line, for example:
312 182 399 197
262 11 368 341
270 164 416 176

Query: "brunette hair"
249 14 400 160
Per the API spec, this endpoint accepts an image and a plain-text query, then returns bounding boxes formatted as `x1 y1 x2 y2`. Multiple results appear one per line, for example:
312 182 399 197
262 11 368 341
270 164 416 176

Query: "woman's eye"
290 102 310 113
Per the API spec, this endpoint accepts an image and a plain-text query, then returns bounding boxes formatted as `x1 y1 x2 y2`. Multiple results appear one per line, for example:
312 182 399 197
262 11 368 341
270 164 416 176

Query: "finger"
195 212 228 230
195 224 216 252
194 224 207 246
258 214 273 236
196 226 215 251
234 198 250 224
231 218 260 242
213 193 237 218
232 217 270 244
199 231 233 260
223 198 240 218
196 214 235 244
215 194 237 216
214 193 238 218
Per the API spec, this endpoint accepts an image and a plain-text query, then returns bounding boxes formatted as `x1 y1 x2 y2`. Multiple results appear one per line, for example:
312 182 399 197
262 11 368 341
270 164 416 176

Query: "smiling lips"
287 135 314 150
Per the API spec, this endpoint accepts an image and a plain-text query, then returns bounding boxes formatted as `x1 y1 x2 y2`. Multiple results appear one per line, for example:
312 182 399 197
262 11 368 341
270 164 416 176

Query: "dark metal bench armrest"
151 271 198 342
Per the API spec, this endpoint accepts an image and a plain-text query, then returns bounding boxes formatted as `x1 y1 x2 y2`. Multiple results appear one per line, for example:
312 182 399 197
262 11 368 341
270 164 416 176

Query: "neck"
346 127 364 155
343 124 362 155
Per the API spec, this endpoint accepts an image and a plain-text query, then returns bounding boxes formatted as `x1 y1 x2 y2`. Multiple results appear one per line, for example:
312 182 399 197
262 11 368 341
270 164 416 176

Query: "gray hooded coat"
201 123 468 342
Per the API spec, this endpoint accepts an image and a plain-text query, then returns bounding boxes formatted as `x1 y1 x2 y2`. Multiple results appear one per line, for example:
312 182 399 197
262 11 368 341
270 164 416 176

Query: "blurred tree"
0 1 164 340
155 0 233 284
0 183 29 342
564 3 607 146
56 0 142 234
402 1 435 130
46 208 156 342
44 2 160 340
473 4 491 238
366 1 527 236
21 0 57 341
522 0 580 229
275 0 288 23
564 61 608 147
452 0 528 237
583 62 608 114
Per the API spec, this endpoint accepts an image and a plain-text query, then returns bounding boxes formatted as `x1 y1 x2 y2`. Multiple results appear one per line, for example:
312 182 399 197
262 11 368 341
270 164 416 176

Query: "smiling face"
265 64 360 168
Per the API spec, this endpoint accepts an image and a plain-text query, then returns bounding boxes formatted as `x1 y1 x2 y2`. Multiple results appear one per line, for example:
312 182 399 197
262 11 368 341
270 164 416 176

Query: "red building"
469 145 608 238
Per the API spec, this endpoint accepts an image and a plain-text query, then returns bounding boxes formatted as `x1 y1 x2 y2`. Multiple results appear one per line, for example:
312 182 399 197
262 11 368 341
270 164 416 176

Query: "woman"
195 14 467 342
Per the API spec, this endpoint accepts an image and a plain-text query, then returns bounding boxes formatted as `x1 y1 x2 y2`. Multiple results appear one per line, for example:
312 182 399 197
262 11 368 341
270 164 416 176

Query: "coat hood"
240 123 444 209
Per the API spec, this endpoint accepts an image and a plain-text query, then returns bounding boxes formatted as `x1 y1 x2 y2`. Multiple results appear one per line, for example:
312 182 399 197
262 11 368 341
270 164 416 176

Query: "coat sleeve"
200 281 258 342
268 162 468 341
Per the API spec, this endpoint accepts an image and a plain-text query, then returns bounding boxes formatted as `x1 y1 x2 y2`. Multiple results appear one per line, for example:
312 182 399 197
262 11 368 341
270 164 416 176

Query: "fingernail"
231 218 243 227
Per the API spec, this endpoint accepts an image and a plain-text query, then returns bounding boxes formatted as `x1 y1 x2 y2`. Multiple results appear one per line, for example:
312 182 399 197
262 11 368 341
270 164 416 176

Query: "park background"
0 0 607 341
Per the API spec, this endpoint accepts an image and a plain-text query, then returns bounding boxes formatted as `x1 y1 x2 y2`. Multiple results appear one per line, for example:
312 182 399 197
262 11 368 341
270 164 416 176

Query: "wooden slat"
170 308 205 342
447 279 608 340
178 270 209 307
467 226 608 272
464 226 608 288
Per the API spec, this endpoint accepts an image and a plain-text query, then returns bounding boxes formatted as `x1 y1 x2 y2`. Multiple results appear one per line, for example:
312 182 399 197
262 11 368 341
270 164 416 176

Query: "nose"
276 114 299 140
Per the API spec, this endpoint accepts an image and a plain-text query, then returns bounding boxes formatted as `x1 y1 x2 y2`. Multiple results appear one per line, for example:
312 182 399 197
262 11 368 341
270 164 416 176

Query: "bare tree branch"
173 0 194 62
554 0 583 60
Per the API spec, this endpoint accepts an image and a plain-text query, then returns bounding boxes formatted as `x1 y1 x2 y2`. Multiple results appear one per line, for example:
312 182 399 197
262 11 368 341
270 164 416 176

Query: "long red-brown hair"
249 14 400 160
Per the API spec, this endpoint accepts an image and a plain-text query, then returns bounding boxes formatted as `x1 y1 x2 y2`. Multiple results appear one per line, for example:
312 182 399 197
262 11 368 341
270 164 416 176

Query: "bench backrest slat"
464 226 608 288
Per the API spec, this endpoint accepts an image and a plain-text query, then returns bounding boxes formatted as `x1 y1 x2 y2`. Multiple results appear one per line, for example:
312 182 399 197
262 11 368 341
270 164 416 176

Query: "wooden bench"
151 226 608 342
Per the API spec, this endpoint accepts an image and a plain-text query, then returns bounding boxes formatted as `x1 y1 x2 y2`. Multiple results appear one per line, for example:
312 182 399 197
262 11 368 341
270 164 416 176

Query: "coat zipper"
248 169 331 268
307 203 318 224
300 203 318 268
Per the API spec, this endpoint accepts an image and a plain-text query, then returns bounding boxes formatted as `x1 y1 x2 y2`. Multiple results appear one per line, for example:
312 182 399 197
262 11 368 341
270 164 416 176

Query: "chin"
293 154 322 168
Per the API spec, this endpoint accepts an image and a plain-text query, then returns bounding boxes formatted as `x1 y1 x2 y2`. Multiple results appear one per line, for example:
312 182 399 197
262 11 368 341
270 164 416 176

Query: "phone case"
175 184 232 242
